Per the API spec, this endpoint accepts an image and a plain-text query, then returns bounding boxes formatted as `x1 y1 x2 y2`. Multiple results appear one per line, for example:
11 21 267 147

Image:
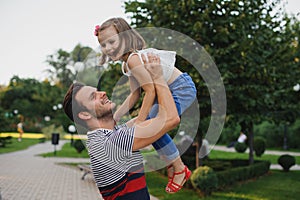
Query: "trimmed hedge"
190 166 218 196
189 159 270 196
215 160 270 189
234 142 247 153
278 154 296 172
73 139 86 153
254 136 266 157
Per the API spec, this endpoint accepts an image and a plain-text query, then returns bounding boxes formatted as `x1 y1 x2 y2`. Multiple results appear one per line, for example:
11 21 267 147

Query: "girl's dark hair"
63 82 88 128
98 17 146 65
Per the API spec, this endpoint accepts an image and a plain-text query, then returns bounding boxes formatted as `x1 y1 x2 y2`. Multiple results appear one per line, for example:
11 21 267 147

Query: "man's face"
75 86 115 119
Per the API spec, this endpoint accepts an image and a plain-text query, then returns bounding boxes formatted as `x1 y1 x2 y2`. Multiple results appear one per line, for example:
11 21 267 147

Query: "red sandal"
165 165 191 194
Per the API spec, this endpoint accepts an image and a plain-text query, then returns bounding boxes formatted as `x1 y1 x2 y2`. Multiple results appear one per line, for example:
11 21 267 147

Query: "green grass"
267 147 300 153
209 150 300 165
40 142 89 158
0 138 41 154
146 170 300 200
145 171 201 200
210 170 300 200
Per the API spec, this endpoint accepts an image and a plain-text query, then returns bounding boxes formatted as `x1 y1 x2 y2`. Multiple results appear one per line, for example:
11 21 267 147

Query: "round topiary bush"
190 166 218 196
234 142 247 153
278 154 296 172
73 140 86 153
254 136 266 157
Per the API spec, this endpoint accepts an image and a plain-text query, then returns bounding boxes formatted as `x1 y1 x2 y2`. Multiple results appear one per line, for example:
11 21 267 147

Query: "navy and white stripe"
86 124 143 187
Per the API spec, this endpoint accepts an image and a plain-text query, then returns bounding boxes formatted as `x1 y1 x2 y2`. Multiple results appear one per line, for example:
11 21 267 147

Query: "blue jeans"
148 73 197 161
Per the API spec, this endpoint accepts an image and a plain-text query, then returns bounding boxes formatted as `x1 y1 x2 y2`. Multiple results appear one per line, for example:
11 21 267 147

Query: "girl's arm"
127 54 156 123
113 76 140 122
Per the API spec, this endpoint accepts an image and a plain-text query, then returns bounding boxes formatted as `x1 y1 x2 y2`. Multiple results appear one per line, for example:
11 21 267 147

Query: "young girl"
94 17 197 193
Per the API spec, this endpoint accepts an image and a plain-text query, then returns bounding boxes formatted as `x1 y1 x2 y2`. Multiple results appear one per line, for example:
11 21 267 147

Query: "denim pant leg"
149 73 197 162
169 73 197 116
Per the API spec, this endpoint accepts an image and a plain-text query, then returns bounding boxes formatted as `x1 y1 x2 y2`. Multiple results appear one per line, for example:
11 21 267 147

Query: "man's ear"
78 111 92 120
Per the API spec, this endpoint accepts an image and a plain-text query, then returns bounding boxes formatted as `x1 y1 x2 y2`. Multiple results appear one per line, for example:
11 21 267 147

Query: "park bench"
78 164 93 180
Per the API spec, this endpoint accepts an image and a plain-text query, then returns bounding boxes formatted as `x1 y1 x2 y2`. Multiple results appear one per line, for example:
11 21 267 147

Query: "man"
237 131 247 143
227 131 247 148
63 54 182 200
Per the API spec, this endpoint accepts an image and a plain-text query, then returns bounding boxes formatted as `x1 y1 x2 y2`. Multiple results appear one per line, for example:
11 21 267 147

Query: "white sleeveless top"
121 48 176 82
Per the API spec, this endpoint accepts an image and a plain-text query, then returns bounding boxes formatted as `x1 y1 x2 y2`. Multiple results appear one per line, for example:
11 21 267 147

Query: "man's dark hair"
63 82 87 127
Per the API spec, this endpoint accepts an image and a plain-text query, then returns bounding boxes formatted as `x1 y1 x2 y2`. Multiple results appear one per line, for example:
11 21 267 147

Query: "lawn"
40 141 89 158
209 149 300 165
211 170 300 200
0 139 89 158
0 138 41 154
144 148 300 200
146 170 300 200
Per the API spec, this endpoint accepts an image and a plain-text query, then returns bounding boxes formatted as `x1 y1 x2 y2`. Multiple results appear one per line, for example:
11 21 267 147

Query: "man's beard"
92 106 114 121
97 109 113 120
92 102 115 121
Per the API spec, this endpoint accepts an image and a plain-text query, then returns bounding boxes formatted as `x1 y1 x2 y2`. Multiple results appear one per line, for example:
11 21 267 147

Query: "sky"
0 0 299 86
0 0 129 85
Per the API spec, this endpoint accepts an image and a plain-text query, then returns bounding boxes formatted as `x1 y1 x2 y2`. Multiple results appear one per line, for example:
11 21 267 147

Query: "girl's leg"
165 73 197 193
148 104 185 187
149 73 197 193
149 73 197 162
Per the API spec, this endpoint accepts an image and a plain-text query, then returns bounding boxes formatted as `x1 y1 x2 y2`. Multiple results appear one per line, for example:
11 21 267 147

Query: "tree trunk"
241 120 254 165
248 122 254 164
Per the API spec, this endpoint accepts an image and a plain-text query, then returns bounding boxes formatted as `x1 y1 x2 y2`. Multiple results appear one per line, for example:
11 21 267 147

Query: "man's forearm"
154 77 179 127
131 54 180 150
132 77 179 150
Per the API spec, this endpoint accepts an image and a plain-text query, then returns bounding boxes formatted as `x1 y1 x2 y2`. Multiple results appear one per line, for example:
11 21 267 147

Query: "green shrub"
216 160 270 189
202 160 232 171
234 142 247 153
278 154 296 172
230 159 249 167
41 124 66 140
190 166 218 196
254 136 266 157
254 121 282 148
288 119 300 149
73 140 86 153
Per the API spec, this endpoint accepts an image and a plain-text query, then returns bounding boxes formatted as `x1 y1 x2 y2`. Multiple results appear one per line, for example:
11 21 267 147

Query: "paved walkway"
212 145 300 170
0 140 159 200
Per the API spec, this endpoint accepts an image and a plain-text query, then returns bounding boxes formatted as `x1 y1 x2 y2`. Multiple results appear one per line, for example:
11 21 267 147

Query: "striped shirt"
99 164 150 200
86 124 144 188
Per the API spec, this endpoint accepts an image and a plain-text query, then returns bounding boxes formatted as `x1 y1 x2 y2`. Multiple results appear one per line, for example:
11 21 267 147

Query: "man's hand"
141 53 163 81
132 53 180 150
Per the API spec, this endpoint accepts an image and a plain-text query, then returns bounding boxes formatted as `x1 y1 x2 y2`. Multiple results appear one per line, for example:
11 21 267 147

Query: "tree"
46 49 74 88
125 0 299 164
0 76 70 132
45 44 93 90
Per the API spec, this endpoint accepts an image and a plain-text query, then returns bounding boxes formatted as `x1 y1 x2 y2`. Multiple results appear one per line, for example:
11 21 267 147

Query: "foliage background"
0 0 299 152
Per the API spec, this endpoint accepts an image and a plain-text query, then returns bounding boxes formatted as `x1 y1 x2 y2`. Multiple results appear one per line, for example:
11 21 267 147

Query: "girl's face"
98 26 125 61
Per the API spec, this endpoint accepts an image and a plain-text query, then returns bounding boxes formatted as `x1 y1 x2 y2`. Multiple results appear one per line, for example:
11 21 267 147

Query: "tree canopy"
125 0 300 163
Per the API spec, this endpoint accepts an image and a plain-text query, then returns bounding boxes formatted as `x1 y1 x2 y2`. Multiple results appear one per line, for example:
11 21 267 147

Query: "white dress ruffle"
122 48 176 82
